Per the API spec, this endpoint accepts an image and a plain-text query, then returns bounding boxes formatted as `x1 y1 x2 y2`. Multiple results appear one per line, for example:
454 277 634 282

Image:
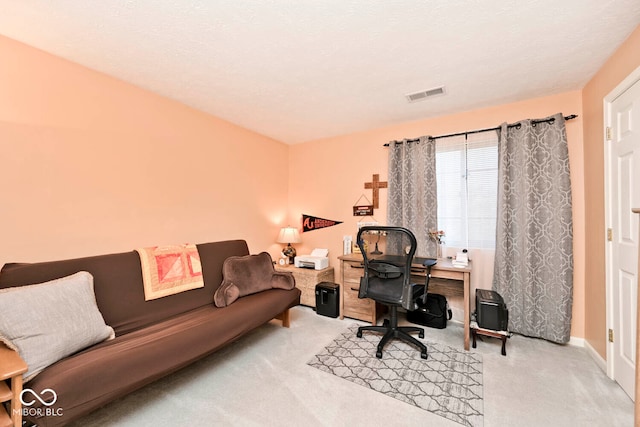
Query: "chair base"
357 307 428 359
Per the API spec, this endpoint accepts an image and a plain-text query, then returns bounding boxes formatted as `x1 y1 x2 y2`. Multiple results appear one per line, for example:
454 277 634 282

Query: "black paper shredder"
315 282 340 318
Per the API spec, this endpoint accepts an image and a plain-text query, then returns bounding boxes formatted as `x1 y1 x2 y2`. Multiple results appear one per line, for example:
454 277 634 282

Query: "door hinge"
606 126 612 141
609 328 614 343
607 228 613 242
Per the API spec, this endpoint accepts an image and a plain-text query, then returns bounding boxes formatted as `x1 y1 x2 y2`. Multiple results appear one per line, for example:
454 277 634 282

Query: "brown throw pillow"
214 252 295 307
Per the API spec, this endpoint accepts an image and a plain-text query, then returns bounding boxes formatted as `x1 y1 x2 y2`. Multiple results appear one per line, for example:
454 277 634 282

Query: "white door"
608 77 640 400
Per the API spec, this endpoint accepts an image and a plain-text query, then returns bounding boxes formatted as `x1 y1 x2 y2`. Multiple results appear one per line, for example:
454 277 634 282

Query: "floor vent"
406 86 446 102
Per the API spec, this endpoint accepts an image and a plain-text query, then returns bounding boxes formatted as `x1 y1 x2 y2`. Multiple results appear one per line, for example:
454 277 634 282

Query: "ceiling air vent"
406 86 446 103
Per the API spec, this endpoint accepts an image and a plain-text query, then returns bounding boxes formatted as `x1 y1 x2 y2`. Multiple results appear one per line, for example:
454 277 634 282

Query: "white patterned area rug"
308 325 483 427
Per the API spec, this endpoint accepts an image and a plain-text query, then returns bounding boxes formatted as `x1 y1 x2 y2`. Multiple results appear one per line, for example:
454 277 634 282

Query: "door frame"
604 64 640 381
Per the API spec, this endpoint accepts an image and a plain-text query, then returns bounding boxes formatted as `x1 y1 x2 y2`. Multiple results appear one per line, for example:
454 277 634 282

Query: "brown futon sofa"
0 239 300 426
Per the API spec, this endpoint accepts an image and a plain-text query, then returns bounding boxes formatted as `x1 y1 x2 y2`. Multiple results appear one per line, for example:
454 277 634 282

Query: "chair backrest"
356 226 417 310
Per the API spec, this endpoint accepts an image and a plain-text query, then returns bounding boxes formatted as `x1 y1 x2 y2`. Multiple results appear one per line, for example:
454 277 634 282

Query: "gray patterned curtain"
492 113 573 343
387 136 438 258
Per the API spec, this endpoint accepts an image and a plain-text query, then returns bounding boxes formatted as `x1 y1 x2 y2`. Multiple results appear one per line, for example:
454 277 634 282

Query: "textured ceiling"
1 1 639 144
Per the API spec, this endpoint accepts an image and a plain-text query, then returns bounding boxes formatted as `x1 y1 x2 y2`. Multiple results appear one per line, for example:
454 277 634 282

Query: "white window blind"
435 130 498 249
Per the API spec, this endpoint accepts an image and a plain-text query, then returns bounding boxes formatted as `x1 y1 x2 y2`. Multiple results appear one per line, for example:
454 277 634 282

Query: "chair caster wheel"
356 331 363 338
376 351 383 359
419 331 424 339
421 352 428 360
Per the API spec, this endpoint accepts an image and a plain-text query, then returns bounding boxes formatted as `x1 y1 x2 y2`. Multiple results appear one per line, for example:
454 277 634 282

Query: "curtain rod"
383 114 578 146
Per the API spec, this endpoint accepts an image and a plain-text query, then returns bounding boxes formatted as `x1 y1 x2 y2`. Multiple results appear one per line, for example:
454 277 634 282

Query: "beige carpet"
69 306 633 426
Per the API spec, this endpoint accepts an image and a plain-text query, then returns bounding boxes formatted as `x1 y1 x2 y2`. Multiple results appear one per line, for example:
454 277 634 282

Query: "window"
435 130 498 249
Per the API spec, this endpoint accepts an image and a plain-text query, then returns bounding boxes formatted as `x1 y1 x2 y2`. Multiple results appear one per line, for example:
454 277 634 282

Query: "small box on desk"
476 289 508 331
315 282 340 318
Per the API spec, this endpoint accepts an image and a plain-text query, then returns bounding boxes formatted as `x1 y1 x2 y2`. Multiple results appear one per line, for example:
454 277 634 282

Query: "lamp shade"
277 227 301 244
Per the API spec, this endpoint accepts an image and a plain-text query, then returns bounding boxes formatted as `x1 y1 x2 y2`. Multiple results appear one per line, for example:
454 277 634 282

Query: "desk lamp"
277 227 301 264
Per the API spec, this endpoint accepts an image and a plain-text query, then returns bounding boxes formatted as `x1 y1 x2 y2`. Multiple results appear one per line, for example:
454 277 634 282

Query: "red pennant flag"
302 214 343 232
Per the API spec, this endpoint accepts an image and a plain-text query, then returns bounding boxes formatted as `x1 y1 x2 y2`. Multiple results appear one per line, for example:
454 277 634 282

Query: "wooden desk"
338 254 472 351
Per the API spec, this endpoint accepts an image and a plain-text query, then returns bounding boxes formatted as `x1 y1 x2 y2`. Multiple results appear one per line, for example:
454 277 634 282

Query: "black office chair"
356 226 437 359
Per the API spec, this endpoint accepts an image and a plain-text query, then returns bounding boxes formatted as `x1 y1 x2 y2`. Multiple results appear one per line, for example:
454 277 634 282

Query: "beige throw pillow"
0 271 115 381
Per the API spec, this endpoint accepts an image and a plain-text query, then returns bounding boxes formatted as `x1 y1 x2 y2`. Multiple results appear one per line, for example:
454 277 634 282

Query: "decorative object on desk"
370 231 383 254
351 239 367 254
359 227 385 255
308 324 483 427
355 220 379 254
364 173 388 209
343 235 352 255
438 242 446 258
429 229 446 258
277 226 301 264
428 229 445 244
352 194 374 216
301 214 342 232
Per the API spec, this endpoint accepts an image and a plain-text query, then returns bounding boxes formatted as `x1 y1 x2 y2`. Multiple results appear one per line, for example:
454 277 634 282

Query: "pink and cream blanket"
135 244 204 301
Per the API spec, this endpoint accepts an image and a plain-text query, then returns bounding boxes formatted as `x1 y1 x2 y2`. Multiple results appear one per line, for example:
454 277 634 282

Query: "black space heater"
476 289 509 331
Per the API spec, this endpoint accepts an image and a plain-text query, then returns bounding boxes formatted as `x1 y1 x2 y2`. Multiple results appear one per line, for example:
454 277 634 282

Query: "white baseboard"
568 336 584 347
562 337 608 375
584 339 607 373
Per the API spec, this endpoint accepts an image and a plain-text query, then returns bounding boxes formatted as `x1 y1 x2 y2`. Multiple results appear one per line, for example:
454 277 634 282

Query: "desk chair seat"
356 226 436 359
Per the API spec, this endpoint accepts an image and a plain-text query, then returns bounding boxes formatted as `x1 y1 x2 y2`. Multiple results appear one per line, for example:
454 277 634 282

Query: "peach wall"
5 22 629 344
582 24 640 359
290 91 586 337
0 35 289 264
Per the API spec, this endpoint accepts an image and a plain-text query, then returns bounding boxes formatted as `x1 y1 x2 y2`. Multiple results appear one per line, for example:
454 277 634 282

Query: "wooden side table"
470 321 509 356
0 343 28 427
275 264 334 308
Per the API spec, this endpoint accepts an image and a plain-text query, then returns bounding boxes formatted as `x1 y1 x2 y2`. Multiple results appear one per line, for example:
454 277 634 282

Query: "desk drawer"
343 283 375 321
340 258 377 324
342 261 365 282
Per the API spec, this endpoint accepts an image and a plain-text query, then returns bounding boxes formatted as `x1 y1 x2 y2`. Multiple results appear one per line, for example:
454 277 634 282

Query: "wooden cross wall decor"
364 174 388 209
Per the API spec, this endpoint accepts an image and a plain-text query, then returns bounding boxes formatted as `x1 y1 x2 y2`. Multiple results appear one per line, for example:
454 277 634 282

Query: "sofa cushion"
214 252 295 307
0 271 114 381
23 287 301 426
0 240 251 336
